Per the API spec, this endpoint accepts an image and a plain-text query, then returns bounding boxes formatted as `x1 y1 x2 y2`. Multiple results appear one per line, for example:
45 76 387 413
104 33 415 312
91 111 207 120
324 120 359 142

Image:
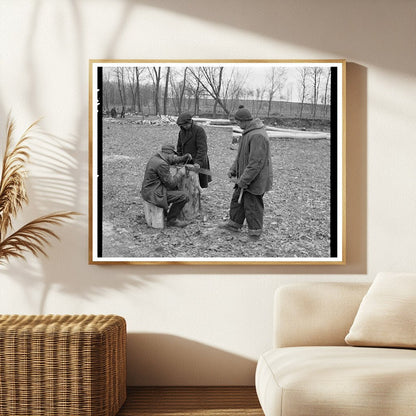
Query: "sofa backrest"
273 282 370 348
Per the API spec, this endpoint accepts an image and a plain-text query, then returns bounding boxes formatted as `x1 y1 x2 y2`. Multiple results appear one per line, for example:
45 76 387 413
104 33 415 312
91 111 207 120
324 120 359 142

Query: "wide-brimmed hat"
176 112 193 126
161 143 177 154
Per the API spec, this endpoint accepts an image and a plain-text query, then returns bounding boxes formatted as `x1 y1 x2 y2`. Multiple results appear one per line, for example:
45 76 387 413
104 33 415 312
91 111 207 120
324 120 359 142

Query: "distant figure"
141 143 192 228
176 112 211 188
110 107 117 118
120 107 125 118
219 107 273 241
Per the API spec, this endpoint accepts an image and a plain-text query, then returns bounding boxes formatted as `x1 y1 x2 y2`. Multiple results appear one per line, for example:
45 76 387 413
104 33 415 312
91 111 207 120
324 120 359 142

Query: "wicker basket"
0 314 126 416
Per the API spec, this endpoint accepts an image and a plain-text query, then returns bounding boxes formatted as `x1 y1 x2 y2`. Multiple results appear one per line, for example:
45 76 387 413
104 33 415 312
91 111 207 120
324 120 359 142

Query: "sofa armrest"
274 282 370 348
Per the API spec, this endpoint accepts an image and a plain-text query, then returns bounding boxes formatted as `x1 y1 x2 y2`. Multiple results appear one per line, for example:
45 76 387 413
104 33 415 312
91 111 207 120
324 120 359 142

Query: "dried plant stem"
0 115 79 264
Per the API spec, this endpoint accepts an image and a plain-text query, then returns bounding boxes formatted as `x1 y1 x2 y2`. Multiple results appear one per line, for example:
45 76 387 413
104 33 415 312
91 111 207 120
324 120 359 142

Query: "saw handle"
238 188 244 204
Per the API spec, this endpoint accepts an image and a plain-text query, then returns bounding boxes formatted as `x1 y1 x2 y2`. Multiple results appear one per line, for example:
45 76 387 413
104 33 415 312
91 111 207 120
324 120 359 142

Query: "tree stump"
171 167 201 221
143 200 165 229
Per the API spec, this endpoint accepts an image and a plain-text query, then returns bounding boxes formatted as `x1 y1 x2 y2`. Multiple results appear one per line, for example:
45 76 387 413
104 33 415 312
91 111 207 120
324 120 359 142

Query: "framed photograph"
89 59 345 265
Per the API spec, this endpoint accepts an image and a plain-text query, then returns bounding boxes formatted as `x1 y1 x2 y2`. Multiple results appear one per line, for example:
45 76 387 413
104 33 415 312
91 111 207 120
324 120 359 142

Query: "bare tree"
163 67 170 115
188 67 230 117
223 68 248 114
252 87 266 117
135 67 145 114
297 67 311 119
114 67 127 112
186 67 204 115
169 67 189 115
322 68 331 116
193 71 202 116
310 67 323 118
178 67 188 114
148 67 162 115
126 68 138 113
266 67 287 117
103 69 115 113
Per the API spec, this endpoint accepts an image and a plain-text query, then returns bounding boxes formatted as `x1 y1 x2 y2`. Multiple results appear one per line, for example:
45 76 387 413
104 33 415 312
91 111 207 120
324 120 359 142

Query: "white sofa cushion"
274 282 369 348
256 346 416 416
345 272 416 348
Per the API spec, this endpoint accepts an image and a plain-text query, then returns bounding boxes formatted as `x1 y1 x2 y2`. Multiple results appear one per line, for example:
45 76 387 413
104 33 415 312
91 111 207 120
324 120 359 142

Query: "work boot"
166 218 189 228
218 221 241 232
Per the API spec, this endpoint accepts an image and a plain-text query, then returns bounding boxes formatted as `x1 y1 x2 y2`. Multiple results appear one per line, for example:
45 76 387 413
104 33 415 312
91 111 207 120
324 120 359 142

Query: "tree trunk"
143 200 165 229
194 78 201 115
323 69 331 117
152 67 161 116
178 67 188 114
135 68 142 113
171 167 201 220
163 67 170 115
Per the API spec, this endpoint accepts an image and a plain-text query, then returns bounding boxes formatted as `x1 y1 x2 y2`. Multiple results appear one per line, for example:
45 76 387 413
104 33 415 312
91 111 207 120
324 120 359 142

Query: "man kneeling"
141 143 191 227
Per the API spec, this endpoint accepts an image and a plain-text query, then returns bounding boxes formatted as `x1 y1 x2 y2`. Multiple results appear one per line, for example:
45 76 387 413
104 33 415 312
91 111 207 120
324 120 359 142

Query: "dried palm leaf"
0 211 78 264
0 117 38 238
0 115 79 264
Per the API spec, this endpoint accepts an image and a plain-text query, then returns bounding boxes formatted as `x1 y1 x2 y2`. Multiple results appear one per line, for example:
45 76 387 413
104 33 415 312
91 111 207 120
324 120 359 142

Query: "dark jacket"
177 122 211 188
141 152 187 210
230 119 273 195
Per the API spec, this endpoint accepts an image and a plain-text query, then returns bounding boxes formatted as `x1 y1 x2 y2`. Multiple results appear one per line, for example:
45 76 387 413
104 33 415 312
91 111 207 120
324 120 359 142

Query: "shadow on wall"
0 2 100 309
0 126 155 314
127 333 257 386
135 0 413 77
0 124 149 313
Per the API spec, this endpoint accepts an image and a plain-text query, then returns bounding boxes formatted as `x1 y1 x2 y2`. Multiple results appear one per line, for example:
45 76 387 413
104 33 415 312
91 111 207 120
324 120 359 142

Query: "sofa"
255 273 416 416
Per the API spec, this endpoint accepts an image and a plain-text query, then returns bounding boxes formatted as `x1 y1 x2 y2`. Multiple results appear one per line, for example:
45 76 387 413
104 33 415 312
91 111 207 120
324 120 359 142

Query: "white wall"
0 0 415 385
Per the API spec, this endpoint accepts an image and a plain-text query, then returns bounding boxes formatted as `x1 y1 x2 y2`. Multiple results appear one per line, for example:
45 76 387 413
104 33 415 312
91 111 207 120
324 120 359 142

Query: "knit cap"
176 112 193 125
234 107 253 121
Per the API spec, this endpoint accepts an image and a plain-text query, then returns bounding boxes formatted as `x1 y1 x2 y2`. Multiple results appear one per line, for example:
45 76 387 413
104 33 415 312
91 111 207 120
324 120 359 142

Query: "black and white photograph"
89 60 345 264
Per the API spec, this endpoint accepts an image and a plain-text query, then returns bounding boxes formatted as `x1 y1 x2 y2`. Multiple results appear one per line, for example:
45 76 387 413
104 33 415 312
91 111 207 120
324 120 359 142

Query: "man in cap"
141 143 192 227
176 112 212 188
219 107 273 241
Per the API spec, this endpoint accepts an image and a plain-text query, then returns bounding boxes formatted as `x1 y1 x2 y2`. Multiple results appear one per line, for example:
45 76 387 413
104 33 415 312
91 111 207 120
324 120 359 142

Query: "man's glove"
184 153 192 161
194 163 200 171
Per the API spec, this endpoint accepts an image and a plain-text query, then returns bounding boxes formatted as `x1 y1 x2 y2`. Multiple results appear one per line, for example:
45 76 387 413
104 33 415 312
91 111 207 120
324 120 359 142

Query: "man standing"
219 107 273 241
141 144 192 227
176 112 212 188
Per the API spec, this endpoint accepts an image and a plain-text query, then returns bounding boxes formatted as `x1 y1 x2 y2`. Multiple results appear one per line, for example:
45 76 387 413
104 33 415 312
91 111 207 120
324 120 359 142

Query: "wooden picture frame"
89 59 346 265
